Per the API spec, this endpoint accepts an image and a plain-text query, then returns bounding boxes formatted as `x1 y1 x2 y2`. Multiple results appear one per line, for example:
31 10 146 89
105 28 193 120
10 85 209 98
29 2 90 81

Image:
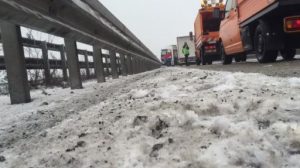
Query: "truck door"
220 0 244 55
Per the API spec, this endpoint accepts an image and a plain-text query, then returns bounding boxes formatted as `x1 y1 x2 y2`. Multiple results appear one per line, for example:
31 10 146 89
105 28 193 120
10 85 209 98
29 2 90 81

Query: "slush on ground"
0 68 300 168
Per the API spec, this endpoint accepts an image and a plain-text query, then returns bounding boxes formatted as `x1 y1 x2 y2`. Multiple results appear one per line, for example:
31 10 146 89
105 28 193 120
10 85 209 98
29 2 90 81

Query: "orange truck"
219 0 300 64
194 2 225 65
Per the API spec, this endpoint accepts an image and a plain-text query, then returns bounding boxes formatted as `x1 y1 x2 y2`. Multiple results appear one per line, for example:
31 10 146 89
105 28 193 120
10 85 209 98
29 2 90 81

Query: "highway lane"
188 55 300 78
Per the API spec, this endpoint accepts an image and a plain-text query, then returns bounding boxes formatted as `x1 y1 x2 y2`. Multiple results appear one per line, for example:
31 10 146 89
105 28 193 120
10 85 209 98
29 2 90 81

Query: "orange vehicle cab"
220 0 300 64
194 3 225 65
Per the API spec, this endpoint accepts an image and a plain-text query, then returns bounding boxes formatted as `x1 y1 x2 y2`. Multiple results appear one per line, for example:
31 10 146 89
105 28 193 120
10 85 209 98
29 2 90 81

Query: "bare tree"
23 28 60 87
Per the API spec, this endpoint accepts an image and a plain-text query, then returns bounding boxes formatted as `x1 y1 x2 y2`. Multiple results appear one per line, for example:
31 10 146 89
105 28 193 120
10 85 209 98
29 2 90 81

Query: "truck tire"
196 58 201 65
254 22 278 63
240 53 247 62
235 56 241 63
206 56 212 65
280 49 296 60
201 57 206 65
221 43 232 65
208 59 213 65
235 53 247 62
201 49 207 65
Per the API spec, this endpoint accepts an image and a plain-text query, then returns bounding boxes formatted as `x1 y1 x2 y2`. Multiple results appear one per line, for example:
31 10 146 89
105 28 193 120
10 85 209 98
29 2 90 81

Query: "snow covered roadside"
0 70 8 95
0 71 6 84
1 67 300 168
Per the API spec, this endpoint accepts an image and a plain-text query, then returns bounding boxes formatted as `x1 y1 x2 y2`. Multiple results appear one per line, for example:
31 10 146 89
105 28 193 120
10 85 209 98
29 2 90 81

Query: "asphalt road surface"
189 55 300 78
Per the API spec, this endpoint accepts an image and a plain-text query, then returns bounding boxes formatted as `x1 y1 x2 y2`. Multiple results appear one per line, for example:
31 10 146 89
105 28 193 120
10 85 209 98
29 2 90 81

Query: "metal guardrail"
0 0 160 64
0 0 161 104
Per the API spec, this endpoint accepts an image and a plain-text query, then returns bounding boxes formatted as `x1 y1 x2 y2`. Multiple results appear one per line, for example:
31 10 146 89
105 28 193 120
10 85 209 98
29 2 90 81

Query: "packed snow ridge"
1 67 300 168
0 71 8 95
0 71 7 84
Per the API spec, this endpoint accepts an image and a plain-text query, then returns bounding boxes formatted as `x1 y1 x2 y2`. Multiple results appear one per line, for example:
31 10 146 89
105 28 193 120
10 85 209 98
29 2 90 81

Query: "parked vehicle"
219 0 300 64
194 2 225 65
161 45 178 66
177 36 196 65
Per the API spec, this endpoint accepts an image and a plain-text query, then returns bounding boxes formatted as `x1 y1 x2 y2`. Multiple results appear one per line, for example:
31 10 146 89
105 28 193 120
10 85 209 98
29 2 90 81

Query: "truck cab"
161 46 178 66
194 2 225 65
219 0 300 64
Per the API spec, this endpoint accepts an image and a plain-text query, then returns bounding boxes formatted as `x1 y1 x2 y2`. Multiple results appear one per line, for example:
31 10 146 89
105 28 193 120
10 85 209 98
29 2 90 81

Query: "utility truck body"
219 0 300 64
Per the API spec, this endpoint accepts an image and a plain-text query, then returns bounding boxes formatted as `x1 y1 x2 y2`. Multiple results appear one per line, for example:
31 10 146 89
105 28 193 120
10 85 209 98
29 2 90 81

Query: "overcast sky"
100 0 200 58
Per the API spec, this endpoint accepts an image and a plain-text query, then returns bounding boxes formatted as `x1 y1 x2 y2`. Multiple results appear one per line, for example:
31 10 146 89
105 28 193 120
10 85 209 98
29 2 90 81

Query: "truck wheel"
254 23 278 63
196 58 201 65
280 49 296 60
201 50 207 65
235 53 247 62
221 43 232 65
240 53 247 62
235 56 241 63
201 57 207 65
205 56 212 65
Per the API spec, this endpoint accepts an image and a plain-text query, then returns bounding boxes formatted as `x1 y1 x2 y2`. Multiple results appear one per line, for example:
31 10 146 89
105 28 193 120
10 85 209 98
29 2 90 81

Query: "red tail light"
205 45 216 50
285 16 300 32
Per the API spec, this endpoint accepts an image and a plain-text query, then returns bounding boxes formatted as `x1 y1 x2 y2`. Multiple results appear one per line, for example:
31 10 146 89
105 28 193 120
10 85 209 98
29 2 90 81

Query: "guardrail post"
148 62 152 71
120 53 127 76
136 57 140 74
131 56 136 74
137 58 141 73
109 49 119 79
104 54 109 76
140 59 143 73
142 60 145 72
117 54 123 75
134 57 138 74
137 57 140 73
93 46 105 83
146 62 149 71
84 50 90 79
127 55 133 75
59 45 68 82
41 41 51 85
136 59 140 73
124 55 128 74
64 39 82 89
141 59 144 72
0 22 31 104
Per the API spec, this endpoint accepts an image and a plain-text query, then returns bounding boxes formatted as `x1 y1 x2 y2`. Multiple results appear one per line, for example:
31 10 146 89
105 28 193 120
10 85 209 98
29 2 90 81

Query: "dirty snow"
0 67 300 168
0 71 7 84
0 71 8 95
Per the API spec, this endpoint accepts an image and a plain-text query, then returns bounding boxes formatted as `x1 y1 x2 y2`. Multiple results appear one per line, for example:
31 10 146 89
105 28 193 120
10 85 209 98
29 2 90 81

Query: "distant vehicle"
219 0 300 64
161 45 178 66
194 1 225 65
177 36 196 65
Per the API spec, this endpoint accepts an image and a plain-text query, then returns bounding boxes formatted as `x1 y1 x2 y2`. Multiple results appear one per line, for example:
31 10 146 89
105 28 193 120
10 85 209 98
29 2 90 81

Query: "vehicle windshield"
201 11 222 33
203 18 222 32
161 50 168 56
161 49 171 56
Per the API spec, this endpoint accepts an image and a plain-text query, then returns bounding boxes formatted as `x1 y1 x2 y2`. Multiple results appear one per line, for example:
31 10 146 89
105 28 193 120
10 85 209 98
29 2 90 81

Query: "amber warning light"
284 16 300 32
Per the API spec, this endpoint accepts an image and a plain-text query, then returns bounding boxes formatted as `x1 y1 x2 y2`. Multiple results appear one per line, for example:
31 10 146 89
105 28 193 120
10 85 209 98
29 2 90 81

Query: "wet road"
189 54 300 78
